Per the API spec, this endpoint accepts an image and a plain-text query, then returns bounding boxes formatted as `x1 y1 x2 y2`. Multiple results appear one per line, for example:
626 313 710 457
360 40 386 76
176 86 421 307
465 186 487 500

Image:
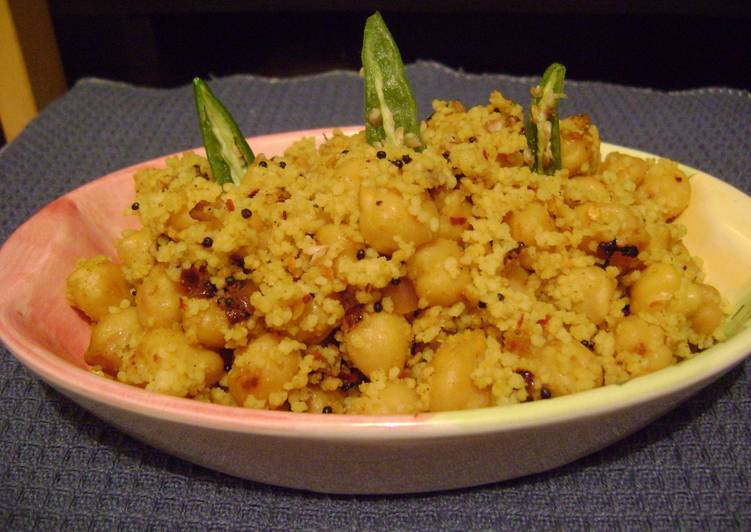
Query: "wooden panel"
0 0 66 141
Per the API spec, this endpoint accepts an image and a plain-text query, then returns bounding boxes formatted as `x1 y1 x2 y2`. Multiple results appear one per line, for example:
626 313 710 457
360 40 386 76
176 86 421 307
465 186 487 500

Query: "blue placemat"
1 62 750 530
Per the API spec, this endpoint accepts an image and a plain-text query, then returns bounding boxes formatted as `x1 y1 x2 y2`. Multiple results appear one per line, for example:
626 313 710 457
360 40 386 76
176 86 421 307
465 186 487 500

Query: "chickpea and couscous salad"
66 14 730 415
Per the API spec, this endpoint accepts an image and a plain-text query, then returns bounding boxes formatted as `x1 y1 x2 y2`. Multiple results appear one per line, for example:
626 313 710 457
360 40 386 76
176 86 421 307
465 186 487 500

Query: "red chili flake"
225 199 235 211
537 315 550 326
342 304 365 332
180 266 217 298
338 363 368 391
248 189 259 198
449 216 467 226
219 280 253 323
495 153 516 166
597 239 640 270
516 314 525 329
189 200 215 222
277 189 291 202
302 293 314 304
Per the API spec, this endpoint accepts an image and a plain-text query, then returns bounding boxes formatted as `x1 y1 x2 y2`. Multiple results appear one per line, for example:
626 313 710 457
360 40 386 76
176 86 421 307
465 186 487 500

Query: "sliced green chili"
361 12 423 150
193 77 254 185
525 63 566 175
723 288 751 339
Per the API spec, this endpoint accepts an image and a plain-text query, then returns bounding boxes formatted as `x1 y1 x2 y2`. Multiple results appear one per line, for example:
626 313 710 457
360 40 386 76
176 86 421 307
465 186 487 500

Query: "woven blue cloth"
1 62 749 530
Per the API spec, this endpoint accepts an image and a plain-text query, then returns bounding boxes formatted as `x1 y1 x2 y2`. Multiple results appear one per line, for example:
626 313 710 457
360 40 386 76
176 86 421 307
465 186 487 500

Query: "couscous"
65 85 728 415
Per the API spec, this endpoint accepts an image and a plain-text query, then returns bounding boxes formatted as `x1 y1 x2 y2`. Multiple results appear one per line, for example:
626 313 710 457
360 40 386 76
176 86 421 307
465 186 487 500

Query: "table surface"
1 62 749 530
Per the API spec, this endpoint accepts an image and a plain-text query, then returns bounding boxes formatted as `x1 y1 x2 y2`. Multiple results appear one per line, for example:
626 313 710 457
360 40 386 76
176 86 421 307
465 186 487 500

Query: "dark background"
1 1 746 148
47 1 750 91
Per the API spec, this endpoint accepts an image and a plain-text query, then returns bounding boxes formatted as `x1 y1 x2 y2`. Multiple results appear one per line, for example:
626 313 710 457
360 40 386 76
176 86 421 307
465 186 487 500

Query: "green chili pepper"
525 63 566 175
723 288 751 339
193 77 255 185
361 12 423 150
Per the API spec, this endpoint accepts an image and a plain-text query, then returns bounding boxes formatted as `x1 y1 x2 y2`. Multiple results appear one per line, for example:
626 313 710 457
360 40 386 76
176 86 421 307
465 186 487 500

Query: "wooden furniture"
0 0 66 142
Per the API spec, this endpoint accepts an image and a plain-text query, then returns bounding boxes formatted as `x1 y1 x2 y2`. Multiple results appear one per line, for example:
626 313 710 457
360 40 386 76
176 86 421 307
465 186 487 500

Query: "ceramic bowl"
1 127 749 494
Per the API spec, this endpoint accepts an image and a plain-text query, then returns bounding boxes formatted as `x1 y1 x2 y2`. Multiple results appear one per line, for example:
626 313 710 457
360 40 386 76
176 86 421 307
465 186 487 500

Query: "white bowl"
1 127 749 494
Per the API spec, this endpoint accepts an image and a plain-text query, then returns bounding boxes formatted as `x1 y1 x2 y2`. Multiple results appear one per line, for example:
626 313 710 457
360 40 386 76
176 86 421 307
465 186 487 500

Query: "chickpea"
305 386 346 414
563 176 609 204
506 201 555 247
344 312 412 378
359 186 436 255
502 260 530 293
290 296 341 344
428 330 490 412
116 228 154 276
182 300 228 349
316 224 358 255
560 114 601 177
670 282 703 317
690 284 724 335
66 256 132 321
435 189 473 241
85 307 142 375
407 238 469 307
615 316 674 377
125 328 224 397
600 151 648 186
630 262 681 314
228 333 302 406
364 380 421 415
135 266 182 328
560 266 616 324
315 223 359 272
534 340 603 397
167 205 193 231
333 154 368 191
382 278 419 315
637 159 691 220
573 202 647 252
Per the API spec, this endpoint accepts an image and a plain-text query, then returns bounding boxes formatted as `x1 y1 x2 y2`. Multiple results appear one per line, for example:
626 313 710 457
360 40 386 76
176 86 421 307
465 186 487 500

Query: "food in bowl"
65 13 732 416
66 96 729 415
